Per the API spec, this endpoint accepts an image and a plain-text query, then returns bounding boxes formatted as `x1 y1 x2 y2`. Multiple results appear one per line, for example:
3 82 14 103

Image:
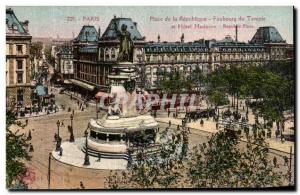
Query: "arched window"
111 48 116 59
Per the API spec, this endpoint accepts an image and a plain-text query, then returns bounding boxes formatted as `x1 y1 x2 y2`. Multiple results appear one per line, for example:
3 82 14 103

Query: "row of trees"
105 126 287 189
207 62 294 135
157 61 294 133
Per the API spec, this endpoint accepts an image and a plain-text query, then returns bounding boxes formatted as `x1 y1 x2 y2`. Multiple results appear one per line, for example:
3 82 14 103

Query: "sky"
8 6 294 43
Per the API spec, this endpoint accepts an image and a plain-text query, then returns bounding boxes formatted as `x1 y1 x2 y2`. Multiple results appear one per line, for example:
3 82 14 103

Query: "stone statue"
117 24 133 62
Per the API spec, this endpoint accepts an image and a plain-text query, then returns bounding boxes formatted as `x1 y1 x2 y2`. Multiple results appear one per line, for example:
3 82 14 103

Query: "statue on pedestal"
117 24 133 62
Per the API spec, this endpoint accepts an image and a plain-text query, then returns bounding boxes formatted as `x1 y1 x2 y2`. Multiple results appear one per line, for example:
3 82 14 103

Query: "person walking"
273 156 277 167
200 119 204 127
283 156 289 166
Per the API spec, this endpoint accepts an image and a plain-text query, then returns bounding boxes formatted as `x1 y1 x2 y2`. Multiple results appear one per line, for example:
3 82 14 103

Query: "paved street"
9 89 294 189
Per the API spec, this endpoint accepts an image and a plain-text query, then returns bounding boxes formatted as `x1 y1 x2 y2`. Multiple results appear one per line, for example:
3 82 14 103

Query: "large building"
70 16 293 100
6 8 32 110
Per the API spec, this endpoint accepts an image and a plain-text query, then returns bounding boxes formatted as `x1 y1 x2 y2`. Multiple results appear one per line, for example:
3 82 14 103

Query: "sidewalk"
156 116 294 154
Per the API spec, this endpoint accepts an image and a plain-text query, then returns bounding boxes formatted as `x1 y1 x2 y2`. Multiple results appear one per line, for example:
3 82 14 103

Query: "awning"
69 79 95 91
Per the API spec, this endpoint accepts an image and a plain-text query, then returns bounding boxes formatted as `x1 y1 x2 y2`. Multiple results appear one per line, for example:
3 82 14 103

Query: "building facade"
71 16 293 99
6 8 32 110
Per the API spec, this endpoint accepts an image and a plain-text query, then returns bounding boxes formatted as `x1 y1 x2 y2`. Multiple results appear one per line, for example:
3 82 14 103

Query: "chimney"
114 15 116 19
158 34 160 43
23 20 29 33
133 22 137 28
181 33 184 43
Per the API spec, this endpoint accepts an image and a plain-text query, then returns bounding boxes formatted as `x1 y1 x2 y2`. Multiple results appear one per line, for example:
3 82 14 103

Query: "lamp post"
55 120 61 151
83 130 90 166
69 114 75 142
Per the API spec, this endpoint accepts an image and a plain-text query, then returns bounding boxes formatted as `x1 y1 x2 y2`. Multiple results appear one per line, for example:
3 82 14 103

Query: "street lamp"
55 120 61 151
83 130 90 166
69 114 75 142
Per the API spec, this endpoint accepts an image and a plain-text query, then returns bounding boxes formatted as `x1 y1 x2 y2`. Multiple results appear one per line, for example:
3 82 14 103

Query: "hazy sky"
8 6 293 43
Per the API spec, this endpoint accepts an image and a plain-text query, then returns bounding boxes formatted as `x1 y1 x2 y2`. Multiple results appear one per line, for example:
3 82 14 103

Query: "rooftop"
101 17 144 41
6 8 30 36
250 26 286 44
74 25 99 43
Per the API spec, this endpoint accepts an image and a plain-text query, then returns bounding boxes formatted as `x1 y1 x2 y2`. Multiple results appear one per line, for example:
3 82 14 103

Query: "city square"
5 6 295 190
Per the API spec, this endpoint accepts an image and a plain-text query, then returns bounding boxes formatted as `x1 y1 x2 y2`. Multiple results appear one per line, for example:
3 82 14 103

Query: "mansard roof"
101 17 144 41
6 8 29 35
250 26 286 44
58 46 73 55
74 25 99 43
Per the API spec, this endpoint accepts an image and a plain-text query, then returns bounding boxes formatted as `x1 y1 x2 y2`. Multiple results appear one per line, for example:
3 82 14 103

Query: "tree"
208 90 229 119
106 127 287 189
187 127 286 188
6 110 31 189
105 129 185 189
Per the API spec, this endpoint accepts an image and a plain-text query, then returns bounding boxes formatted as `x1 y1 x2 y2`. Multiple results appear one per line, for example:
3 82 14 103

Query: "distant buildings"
6 8 32 110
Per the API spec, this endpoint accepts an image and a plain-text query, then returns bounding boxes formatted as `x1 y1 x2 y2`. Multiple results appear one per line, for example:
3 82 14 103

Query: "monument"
82 24 159 162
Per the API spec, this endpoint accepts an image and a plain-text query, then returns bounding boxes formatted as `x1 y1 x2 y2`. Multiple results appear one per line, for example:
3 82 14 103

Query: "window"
17 89 24 102
17 60 23 69
17 45 23 54
9 44 13 55
17 73 23 83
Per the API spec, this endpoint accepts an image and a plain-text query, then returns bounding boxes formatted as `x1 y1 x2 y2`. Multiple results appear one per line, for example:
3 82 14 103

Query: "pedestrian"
29 143 34 152
200 119 204 127
283 156 289 166
216 123 219 129
80 181 85 189
169 120 171 127
168 109 170 117
177 125 180 131
61 120 65 127
27 129 32 141
72 109 75 115
273 156 277 167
